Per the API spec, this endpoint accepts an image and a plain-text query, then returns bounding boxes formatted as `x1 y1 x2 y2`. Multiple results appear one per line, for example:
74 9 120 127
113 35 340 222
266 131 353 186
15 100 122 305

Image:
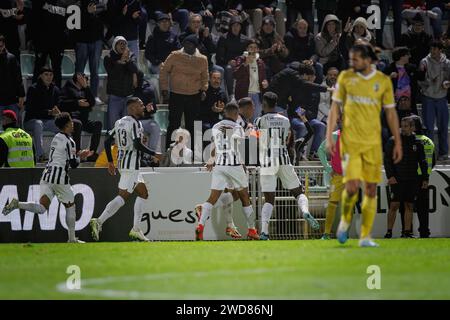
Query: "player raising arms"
195 102 259 241
257 92 319 241
326 43 402 247
2 112 92 243
90 98 159 242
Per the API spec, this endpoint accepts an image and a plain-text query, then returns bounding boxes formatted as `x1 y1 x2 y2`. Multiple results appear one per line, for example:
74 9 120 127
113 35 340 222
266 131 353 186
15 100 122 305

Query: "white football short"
39 181 75 204
260 165 301 192
118 170 145 193
211 165 248 191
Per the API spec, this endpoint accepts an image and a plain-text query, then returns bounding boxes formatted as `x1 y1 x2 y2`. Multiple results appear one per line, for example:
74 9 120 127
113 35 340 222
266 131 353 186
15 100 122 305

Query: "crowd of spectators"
2 0 450 166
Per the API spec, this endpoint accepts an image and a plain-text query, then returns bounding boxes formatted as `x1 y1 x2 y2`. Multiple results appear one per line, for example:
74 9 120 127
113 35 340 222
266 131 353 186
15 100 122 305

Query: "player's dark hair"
247 38 258 48
298 63 315 76
350 43 378 61
55 112 72 130
238 97 253 109
263 92 278 109
409 115 425 135
224 102 239 114
392 47 410 62
126 97 141 107
431 40 444 50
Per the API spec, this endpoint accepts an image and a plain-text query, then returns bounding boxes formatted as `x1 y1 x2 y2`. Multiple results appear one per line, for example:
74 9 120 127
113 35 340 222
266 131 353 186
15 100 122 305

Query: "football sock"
216 193 235 228
341 189 358 226
297 194 309 216
325 201 338 234
261 203 274 234
18 202 46 214
361 195 377 239
65 205 76 242
133 197 146 231
98 196 125 225
199 202 213 226
242 205 255 229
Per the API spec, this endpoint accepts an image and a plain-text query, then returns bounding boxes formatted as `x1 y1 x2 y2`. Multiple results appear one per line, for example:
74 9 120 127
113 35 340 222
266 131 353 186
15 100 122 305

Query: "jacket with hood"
0 49 25 106
315 14 342 65
24 79 61 122
160 48 209 96
339 17 376 65
233 54 266 100
400 26 432 66
419 53 450 99
256 24 289 76
284 27 316 63
104 36 139 97
216 16 250 67
145 25 181 66
29 0 68 51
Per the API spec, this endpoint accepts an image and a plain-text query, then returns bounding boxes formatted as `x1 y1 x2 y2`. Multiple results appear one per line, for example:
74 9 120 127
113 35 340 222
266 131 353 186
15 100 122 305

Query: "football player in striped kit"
90 98 159 242
195 102 259 240
256 92 320 240
2 113 93 243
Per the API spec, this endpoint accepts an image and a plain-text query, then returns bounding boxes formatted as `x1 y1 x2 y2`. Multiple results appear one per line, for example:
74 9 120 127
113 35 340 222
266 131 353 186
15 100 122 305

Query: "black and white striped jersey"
41 133 77 185
256 112 291 167
109 115 144 171
212 119 245 166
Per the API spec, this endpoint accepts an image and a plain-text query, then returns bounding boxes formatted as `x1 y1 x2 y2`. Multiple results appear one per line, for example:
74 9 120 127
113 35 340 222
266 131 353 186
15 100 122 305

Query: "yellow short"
329 174 345 202
341 144 383 184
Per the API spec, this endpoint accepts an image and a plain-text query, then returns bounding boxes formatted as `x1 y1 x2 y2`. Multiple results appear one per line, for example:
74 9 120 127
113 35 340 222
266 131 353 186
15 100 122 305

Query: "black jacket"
59 79 96 122
384 134 429 182
25 79 61 121
289 80 327 120
0 50 25 106
29 0 68 51
199 85 228 125
284 28 316 63
145 26 181 66
181 0 213 12
0 0 24 56
400 29 433 66
75 0 107 43
216 31 249 67
106 0 142 41
179 28 216 69
267 66 301 108
104 50 139 97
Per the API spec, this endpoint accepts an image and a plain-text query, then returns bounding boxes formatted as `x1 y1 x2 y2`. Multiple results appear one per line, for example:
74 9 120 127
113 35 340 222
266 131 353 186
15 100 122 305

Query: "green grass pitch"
1 239 450 300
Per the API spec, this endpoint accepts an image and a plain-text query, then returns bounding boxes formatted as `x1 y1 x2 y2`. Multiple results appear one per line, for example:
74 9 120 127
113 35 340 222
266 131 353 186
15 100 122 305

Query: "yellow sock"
324 201 338 234
361 196 377 239
340 189 358 225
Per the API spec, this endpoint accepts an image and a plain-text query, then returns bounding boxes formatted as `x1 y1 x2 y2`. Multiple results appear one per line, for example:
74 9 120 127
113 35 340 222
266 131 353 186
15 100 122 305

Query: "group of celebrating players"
2 42 402 247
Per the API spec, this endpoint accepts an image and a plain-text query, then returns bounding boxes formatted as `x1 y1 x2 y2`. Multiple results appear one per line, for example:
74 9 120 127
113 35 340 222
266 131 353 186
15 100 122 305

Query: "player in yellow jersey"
326 44 403 247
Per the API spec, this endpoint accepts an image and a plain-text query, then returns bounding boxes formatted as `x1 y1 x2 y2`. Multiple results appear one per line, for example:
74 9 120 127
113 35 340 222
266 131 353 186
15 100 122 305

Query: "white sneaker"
90 218 102 241
359 238 379 247
2 198 19 216
68 238 86 243
95 97 104 105
129 228 150 242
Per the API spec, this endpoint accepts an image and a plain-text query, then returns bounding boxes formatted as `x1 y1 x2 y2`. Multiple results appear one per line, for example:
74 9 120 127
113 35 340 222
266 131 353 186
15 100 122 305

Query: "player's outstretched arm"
385 107 403 164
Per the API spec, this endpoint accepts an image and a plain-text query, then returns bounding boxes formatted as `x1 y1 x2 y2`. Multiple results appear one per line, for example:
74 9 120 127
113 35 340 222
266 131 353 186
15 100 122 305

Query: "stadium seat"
61 54 75 79
154 109 169 133
20 53 35 79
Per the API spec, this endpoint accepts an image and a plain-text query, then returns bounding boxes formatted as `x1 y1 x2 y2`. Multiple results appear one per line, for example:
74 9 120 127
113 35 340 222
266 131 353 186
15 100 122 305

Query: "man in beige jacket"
160 34 209 149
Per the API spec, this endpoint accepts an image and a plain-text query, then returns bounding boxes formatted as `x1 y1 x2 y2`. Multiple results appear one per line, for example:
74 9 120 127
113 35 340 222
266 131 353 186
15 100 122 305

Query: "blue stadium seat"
61 54 75 79
20 53 35 79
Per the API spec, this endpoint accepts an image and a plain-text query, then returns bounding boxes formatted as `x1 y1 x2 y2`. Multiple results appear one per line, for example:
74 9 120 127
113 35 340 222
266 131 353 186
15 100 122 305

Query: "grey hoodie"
419 53 450 99
315 14 342 65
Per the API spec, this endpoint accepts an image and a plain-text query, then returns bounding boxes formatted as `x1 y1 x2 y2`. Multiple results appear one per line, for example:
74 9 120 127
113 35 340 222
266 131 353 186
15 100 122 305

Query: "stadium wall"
0 167 449 242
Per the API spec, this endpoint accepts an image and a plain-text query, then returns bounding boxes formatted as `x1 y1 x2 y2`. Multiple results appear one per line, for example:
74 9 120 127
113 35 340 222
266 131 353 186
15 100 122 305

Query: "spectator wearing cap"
145 0 190 34
216 16 250 98
238 1 285 37
0 34 24 129
256 15 289 79
315 14 344 73
233 40 268 121
419 41 450 161
339 17 376 68
383 47 421 114
400 13 433 66
0 110 35 167
402 0 440 37
160 34 209 148
106 0 143 58
23 67 62 162
59 72 102 162
74 0 108 105
0 0 25 60
104 36 139 130
29 0 69 88
145 13 181 75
